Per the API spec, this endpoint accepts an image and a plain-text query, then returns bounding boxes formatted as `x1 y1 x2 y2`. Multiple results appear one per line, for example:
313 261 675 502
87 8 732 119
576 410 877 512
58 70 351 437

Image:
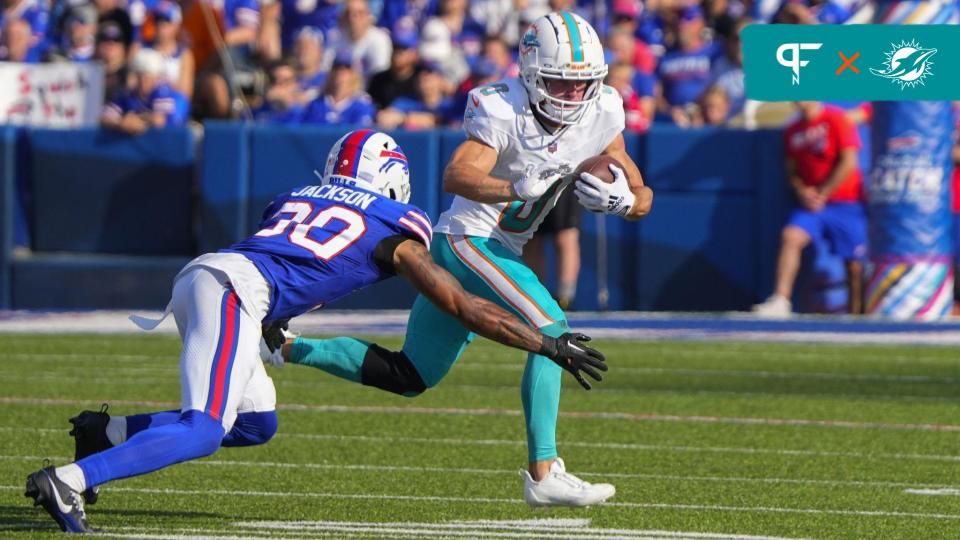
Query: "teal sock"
521 321 567 463
289 337 371 383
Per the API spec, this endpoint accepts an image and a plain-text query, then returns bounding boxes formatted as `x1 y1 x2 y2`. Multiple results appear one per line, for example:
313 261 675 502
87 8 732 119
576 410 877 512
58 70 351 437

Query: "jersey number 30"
255 202 366 260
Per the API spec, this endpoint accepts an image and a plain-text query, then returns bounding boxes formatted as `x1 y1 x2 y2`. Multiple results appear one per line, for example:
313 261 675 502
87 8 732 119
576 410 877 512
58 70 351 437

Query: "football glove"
574 164 636 217
513 162 570 201
261 318 291 353
539 332 608 390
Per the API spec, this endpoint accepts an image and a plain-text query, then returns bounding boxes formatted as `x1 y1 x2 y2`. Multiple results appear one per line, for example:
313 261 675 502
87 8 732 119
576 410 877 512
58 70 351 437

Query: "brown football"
575 155 624 184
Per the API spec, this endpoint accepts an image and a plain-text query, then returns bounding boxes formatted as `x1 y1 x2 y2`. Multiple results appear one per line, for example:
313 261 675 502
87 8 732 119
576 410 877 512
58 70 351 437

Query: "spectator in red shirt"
754 101 867 317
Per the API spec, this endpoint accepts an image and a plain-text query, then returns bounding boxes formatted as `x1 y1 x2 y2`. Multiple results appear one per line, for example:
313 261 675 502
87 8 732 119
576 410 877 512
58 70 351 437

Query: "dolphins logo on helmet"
518 12 608 126
870 39 937 90
322 129 411 203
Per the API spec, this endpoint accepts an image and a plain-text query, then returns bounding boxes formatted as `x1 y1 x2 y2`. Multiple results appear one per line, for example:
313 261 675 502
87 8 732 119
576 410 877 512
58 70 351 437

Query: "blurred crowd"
0 0 879 133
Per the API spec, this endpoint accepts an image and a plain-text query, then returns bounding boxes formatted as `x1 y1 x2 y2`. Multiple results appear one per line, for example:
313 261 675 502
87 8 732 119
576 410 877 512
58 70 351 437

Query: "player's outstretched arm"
443 138 520 204
393 239 608 389
601 134 653 220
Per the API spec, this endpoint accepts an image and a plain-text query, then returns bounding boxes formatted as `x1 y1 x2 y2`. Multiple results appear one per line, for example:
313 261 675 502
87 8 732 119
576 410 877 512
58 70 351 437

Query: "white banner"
0 62 104 127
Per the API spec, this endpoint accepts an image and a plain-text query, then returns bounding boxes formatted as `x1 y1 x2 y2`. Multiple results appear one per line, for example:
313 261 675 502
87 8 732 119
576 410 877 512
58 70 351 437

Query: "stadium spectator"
252 59 305 124
432 0 484 62
753 101 866 317
657 5 716 122
469 0 518 43
419 0 476 89
300 57 375 126
708 16 746 121
606 62 652 133
95 20 130 102
280 0 338 52
454 57 499 103
324 0 392 83
3 0 49 62
367 24 421 110
698 85 730 126
45 3 97 62
255 0 281 63
195 0 262 119
524 187 583 311
102 48 190 135
606 26 657 100
293 27 327 103
376 61 457 130
609 0 656 75
378 0 437 32
479 35 518 78
145 1 195 99
0 17 32 61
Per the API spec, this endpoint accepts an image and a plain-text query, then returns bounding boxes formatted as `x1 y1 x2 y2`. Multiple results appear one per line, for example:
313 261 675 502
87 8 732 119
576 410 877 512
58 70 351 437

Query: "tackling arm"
442 138 519 203
601 134 653 220
392 238 607 389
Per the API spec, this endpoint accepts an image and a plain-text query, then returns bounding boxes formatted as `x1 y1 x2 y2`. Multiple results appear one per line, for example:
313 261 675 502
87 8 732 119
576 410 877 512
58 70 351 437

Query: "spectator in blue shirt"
45 3 96 62
253 59 305 124
102 48 190 135
293 27 327 103
0 17 32 61
378 0 437 32
656 5 718 124
376 61 457 130
280 0 338 52
708 17 747 121
300 56 375 126
1 0 49 62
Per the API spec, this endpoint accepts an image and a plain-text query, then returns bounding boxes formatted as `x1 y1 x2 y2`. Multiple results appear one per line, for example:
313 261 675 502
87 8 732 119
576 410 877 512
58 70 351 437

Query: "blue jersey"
301 94 375 126
224 184 433 321
105 84 190 126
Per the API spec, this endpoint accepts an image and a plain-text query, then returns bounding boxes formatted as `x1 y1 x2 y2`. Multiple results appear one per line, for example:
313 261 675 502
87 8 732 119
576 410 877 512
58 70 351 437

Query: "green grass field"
1 333 959 539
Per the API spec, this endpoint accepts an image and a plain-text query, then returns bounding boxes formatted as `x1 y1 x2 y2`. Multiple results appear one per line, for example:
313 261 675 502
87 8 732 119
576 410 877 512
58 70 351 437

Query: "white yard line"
5 396 960 433
3 425 960 464
904 488 960 496
3 484 958 521
0 452 954 490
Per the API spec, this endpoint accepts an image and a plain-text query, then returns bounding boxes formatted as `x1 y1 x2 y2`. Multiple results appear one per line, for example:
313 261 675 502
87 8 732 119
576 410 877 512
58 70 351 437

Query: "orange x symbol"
836 51 860 75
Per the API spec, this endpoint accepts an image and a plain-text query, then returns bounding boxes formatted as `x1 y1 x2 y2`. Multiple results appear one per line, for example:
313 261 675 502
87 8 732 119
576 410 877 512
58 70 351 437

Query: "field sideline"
0 318 958 538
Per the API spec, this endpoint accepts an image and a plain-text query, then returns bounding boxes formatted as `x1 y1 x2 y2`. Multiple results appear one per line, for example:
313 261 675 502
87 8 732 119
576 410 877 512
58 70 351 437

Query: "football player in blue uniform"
24 129 606 534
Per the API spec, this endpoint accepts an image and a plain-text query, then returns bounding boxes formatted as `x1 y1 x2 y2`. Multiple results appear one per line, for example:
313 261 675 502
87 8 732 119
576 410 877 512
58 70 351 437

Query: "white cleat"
751 294 792 318
520 458 615 507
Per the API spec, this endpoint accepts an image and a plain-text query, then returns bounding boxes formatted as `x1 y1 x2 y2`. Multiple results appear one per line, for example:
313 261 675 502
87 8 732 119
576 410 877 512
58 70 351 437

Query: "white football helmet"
322 129 411 203
519 11 608 126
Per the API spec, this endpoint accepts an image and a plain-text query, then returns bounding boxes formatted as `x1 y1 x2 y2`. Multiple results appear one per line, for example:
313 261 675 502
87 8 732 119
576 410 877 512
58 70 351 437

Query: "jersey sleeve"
595 85 627 148
258 192 291 228
462 85 511 152
395 206 433 250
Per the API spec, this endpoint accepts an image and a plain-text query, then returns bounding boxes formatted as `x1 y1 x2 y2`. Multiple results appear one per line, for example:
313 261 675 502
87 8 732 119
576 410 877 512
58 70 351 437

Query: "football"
575 154 624 184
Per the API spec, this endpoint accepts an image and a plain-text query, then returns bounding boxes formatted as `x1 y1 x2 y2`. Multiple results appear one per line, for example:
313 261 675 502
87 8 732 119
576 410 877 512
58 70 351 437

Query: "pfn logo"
777 43 823 85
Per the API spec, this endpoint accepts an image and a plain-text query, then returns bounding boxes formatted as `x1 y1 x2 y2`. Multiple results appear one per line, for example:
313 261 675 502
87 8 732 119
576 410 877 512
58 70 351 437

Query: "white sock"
105 416 127 446
55 463 87 493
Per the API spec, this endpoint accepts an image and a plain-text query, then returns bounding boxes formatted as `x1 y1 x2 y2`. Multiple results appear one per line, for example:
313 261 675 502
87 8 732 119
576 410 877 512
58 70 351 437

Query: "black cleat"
25 466 94 534
69 404 113 505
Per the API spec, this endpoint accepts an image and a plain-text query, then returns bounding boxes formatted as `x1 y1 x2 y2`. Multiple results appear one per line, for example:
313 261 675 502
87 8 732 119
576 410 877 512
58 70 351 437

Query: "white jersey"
434 77 625 255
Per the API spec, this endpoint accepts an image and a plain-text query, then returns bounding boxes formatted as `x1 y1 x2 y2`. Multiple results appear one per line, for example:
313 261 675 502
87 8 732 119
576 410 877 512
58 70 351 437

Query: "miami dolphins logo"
870 39 937 90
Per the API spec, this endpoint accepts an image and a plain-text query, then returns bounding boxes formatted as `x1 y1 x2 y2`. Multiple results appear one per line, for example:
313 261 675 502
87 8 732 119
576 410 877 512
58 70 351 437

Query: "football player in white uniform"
270 11 652 507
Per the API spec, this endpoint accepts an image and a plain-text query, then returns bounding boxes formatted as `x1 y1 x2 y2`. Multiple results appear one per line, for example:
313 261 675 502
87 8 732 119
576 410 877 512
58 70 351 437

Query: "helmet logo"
521 26 540 54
